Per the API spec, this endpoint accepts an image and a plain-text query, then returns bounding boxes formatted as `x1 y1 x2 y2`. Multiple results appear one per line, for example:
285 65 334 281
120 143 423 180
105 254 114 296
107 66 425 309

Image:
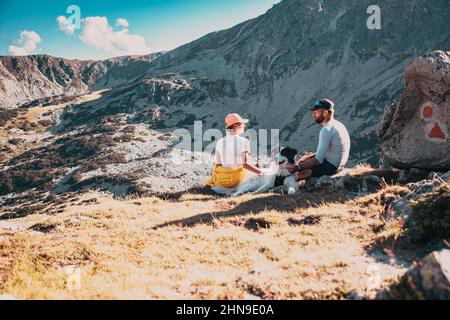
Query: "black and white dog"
228 147 300 196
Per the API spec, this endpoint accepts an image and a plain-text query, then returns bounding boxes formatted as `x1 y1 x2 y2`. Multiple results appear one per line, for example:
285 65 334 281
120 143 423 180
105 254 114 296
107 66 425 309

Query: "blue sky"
0 0 280 60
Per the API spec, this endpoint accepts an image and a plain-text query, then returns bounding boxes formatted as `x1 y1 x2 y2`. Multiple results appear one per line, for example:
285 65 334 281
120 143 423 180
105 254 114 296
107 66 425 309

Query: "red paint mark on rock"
422 106 433 118
429 122 446 139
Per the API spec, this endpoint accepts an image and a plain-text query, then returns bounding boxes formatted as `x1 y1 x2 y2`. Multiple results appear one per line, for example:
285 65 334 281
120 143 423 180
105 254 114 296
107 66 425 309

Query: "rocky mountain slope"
0 53 163 109
145 0 449 165
1 0 449 165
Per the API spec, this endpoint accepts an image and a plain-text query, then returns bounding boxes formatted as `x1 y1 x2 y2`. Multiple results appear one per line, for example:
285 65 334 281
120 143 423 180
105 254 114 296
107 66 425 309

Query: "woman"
204 113 262 190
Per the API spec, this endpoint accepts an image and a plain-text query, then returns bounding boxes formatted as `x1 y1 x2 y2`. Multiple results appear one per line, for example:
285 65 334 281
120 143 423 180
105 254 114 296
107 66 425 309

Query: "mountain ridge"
0 52 165 108
1 0 449 165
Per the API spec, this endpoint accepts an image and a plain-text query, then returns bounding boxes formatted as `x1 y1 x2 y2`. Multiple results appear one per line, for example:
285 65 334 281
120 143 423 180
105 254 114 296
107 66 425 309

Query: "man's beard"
314 115 325 124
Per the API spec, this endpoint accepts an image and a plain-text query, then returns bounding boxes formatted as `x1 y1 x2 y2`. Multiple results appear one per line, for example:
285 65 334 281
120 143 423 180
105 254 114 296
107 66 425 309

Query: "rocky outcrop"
302 173 383 193
377 249 450 300
300 168 400 193
379 51 450 171
385 170 450 221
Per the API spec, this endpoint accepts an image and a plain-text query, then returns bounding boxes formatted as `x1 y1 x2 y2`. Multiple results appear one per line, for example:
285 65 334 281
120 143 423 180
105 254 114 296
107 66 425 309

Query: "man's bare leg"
296 169 312 181
298 153 315 163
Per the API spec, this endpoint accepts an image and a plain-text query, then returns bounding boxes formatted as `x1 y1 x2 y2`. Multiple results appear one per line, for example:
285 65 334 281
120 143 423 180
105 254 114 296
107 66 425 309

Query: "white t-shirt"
215 133 250 168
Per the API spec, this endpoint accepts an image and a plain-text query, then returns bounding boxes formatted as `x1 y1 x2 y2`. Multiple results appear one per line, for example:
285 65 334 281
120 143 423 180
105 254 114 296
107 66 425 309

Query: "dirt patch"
287 215 321 226
244 218 272 231
28 222 59 233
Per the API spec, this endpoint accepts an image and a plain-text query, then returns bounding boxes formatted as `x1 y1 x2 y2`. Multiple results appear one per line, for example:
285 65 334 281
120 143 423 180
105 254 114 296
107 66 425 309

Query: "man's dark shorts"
311 159 339 177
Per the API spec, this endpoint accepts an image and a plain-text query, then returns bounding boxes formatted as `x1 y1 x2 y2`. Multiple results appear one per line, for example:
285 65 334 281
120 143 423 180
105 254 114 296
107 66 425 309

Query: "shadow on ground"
152 191 352 229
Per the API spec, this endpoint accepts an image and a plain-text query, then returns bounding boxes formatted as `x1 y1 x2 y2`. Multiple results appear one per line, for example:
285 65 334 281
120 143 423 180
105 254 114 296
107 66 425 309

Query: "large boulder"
379 51 450 171
377 249 450 300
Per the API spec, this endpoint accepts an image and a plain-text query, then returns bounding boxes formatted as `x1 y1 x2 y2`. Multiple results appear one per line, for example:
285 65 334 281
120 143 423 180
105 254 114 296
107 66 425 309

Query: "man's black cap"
311 99 335 111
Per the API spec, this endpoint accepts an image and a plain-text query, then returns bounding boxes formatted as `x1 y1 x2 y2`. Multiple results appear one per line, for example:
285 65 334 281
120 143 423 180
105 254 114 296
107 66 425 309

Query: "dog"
226 146 300 196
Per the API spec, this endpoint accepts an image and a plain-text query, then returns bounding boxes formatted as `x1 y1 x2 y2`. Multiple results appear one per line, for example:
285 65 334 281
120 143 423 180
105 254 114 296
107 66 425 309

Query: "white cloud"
115 18 129 28
55 15 151 57
57 16 76 35
79 16 151 56
8 30 42 55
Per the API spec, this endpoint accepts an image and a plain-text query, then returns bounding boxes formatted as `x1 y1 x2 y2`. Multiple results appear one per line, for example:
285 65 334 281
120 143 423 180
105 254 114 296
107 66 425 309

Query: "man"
288 99 350 181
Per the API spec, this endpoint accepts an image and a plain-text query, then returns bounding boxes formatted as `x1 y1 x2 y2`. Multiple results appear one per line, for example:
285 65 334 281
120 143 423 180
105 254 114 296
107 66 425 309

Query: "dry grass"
0 186 410 300
346 163 400 184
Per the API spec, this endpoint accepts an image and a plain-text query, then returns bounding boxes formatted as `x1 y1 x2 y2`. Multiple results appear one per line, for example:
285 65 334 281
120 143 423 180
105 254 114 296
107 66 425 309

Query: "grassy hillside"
0 182 420 300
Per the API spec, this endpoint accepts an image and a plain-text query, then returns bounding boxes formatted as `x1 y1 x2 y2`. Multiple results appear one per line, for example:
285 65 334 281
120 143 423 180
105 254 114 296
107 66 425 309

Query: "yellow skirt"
204 165 245 188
